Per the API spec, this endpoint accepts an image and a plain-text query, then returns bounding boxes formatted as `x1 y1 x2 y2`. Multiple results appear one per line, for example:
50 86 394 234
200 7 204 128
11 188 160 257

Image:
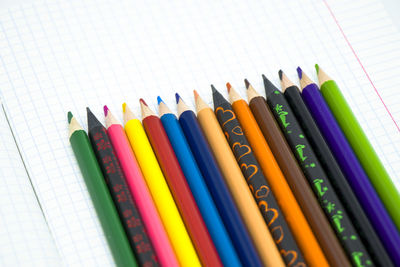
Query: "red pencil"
140 99 222 267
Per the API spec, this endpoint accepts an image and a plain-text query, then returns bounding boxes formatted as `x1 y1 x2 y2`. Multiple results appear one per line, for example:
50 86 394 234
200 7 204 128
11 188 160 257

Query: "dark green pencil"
68 112 137 267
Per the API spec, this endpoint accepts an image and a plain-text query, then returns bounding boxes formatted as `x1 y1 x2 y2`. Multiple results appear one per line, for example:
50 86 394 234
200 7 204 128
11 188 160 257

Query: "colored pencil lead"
157 96 164 105
104 105 109 116
296 66 303 80
193 90 200 100
244 79 250 89
315 64 320 74
140 99 156 118
175 93 181 104
140 98 148 106
226 82 232 92
278 70 283 81
68 111 73 123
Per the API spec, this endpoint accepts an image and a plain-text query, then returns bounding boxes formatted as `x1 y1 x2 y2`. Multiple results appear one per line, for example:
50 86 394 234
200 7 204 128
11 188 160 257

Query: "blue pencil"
157 96 241 267
176 93 261 267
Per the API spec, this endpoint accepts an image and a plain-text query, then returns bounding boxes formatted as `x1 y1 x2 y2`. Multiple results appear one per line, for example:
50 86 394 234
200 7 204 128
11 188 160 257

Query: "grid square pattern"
0 0 399 265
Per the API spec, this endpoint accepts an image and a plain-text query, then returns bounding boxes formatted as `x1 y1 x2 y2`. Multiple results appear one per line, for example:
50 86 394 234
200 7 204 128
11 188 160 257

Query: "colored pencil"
104 107 179 267
180 92 262 267
223 83 305 266
269 70 374 266
280 70 393 267
316 65 400 231
238 80 329 267
67 112 137 267
158 96 241 267
299 67 400 265
262 75 351 267
210 86 285 267
246 80 328 267
87 108 158 266
123 103 200 267
140 99 221 267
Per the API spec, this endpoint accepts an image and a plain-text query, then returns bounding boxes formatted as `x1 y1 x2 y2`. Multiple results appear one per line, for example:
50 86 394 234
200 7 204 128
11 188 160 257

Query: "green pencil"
316 65 400 232
68 112 138 267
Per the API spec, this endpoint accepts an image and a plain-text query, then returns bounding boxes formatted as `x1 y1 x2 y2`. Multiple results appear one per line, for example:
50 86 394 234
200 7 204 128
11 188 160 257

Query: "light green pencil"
68 112 138 267
316 65 400 231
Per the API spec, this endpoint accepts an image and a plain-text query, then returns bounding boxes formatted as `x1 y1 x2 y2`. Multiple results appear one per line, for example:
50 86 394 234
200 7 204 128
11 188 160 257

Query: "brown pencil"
195 89 284 267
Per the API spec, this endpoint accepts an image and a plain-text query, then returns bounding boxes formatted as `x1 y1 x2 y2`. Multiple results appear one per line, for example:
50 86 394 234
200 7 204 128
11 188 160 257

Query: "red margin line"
323 0 400 132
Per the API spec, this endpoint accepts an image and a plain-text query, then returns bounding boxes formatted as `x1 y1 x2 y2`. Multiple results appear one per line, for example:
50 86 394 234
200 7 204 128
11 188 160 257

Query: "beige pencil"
194 90 285 267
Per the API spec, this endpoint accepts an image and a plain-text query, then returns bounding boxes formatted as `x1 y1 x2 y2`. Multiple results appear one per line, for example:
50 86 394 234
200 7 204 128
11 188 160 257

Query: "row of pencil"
67 65 400 267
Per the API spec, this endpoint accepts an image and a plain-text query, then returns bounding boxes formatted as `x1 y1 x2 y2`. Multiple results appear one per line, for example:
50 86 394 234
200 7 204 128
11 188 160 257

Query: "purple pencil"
297 67 400 265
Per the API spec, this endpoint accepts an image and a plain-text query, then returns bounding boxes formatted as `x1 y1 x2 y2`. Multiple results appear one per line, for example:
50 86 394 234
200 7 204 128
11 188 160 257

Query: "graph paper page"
0 103 60 266
0 0 399 265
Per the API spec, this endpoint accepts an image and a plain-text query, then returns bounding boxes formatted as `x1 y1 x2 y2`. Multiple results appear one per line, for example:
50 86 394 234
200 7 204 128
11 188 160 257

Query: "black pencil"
87 108 158 266
264 73 370 267
279 70 393 267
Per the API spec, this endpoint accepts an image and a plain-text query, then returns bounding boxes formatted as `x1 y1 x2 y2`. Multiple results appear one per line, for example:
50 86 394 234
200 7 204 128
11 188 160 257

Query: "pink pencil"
104 106 179 267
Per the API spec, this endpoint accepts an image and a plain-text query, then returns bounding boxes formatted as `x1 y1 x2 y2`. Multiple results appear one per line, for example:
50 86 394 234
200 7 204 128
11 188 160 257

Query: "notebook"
0 0 399 265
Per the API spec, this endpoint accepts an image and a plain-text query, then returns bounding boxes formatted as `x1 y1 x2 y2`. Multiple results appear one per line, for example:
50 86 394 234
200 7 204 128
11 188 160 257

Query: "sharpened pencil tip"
278 70 283 80
122 103 127 113
139 98 148 106
226 82 232 92
296 67 303 79
67 111 73 123
211 84 217 94
315 64 320 74
175 93 181 104
157 96 164 105
244 79 250 89
86 107 91 115
193 90 199 100
103 105 109 116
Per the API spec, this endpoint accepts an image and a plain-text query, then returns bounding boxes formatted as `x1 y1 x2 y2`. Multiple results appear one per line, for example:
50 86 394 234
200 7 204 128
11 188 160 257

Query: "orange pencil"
229 82 329 267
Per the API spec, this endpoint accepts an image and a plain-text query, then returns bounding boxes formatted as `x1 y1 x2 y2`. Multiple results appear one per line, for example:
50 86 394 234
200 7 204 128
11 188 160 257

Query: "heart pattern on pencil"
240 163 258 181
215 107 236 126
280 248 300 267
258 200 278 226
255 185 270 199
232 142 251 160
231 126 243 135
271 225 284 244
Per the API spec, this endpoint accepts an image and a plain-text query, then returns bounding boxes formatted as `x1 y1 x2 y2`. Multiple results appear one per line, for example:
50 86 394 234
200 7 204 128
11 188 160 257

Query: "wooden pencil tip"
139 98 148 106
226 82 232 92
315 64 320 74
67 111 73 123
296 67 303 79
244 79 250 89
122 102 127 113
278 70 283 81
103 105 109 116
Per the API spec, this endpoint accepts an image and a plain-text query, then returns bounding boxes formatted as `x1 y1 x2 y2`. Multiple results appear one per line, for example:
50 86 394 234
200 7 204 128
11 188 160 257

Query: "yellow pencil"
123 103 200 267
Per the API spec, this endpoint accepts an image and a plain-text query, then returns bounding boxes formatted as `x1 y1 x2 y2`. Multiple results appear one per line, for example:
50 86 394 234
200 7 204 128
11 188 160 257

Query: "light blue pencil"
158 96 241 267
